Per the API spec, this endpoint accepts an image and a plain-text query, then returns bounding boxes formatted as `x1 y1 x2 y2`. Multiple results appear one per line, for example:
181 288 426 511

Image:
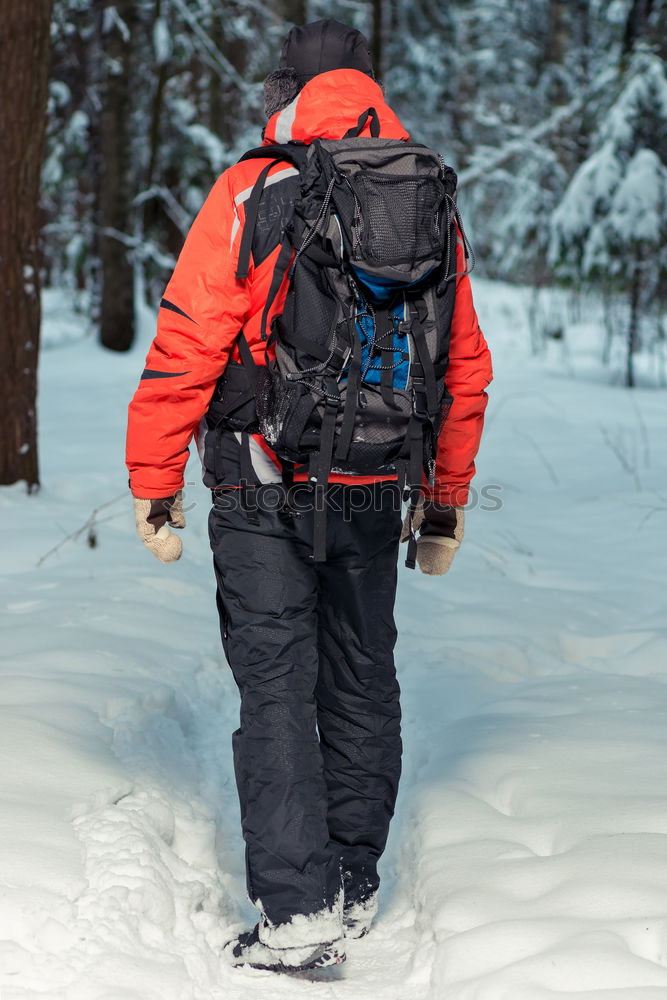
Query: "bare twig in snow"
466 539 509 577
599 425 642 491
500 530 534 558
637 494 667 528
514 427 560 487
629 395 651 469
36 494 128 567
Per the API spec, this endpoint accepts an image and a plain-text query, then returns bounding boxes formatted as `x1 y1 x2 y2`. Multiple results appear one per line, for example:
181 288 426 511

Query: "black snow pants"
208 482 403 930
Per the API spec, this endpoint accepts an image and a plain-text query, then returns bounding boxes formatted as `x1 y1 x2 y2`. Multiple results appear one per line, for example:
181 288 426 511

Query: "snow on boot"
343 893 378 939
224 924 346 972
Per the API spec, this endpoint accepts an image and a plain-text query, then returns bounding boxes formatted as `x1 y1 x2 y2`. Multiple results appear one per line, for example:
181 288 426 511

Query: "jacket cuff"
420 502 458 539
130 481 184 500
426 484 469 507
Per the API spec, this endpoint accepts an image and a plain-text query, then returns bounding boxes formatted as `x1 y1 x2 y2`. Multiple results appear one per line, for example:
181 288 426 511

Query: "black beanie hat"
279 19 374 84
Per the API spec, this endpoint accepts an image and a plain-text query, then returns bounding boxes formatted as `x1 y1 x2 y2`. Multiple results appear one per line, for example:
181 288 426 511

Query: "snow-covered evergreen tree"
41 0 667 373
549 51 667 385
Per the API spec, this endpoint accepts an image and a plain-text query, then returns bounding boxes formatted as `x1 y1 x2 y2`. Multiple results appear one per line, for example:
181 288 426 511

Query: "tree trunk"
97 0 136 352
626 267 641 388
602 291 614 367
140 0 170 282
278 0 306 24
145 0 169 198
206 4 247 148
546 1 567 72
623 0 654 57
372 0 391 82
0 0 53 489
207 8 228 142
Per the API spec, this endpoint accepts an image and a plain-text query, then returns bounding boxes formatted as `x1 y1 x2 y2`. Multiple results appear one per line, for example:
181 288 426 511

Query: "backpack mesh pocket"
256 365 318 462
337 385 412 473
353 173 444 267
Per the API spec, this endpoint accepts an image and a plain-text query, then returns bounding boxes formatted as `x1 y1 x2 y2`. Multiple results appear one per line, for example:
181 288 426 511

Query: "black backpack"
231 107 473 566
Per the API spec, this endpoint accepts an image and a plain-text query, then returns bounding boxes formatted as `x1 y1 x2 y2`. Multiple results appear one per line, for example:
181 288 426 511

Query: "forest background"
2 0 666 489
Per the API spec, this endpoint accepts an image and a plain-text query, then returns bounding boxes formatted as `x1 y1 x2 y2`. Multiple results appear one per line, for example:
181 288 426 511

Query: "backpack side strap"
236 159 284 280
311 378 341 562
237 142 307 167
259 240 293 341
235 143 308 282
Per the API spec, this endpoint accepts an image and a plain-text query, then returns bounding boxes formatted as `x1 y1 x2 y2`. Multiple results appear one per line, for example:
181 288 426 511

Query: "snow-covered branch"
170 0 251 93
458 92 592 190
133 185 193 237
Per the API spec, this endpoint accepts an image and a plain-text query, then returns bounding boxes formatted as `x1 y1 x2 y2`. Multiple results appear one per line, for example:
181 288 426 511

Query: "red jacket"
126 70 492 503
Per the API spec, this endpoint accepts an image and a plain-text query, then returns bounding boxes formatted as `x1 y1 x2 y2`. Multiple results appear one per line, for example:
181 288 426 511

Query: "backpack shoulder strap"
238 142 308 168
234 143 309 281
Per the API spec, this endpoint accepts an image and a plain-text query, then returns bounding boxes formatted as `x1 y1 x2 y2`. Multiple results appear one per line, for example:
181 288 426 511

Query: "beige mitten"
133 492 186 563
414 533 460 575
401 503 464 576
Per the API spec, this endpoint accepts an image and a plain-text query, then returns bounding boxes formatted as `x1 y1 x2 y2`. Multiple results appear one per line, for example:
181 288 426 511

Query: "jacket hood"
263 69 410 145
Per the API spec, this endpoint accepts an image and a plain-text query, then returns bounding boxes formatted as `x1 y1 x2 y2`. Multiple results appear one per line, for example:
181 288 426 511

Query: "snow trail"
1 284 666 997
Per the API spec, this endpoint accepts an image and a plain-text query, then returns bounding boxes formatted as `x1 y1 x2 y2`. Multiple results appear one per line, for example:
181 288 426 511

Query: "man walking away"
126 19 492 973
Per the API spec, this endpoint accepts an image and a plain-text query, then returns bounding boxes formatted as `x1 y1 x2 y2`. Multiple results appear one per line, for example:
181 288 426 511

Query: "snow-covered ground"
1 282 666 999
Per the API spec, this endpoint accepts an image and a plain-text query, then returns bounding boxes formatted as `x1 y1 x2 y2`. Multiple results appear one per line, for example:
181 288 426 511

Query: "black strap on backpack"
232 328 301 517
400 296 441 568
238 141 307 167
334 316 362 461
372 305 403 411
310 377 341 562
235 329 257 385
409 298 439 415
236 159 283 280
344 107 380 138
403 422 426 569
235 143 308 337
259 241 293 341
224 331 260 524
235 143 307 281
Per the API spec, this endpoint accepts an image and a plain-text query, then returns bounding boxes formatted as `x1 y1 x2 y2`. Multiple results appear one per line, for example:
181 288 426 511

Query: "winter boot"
343 891 378 939
224 923 345 972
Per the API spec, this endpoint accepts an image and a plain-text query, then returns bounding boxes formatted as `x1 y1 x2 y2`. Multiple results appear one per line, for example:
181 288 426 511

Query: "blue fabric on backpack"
352 267 402 302
356 299 409 390
350 265 413 391
352 263 437 300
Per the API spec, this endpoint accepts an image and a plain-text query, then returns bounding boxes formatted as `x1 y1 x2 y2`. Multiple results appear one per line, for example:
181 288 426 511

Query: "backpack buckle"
323 377 341 406
412 379 429 420
329 345 350 372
